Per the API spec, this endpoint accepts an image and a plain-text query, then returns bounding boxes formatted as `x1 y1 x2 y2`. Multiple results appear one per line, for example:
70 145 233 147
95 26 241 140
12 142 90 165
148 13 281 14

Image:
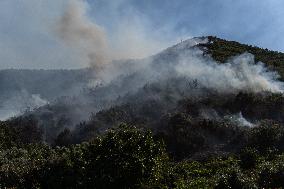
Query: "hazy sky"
0 0 283 69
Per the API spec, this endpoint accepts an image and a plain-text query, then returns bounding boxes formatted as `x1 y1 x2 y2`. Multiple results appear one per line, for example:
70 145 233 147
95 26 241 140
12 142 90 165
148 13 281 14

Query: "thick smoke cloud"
175 50 283 93
100 37 284 97
56 0 110 72
55 0 174 75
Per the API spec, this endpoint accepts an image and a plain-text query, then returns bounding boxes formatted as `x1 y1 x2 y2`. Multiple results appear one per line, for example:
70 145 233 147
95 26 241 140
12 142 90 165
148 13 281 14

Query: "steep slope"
200 36 284 78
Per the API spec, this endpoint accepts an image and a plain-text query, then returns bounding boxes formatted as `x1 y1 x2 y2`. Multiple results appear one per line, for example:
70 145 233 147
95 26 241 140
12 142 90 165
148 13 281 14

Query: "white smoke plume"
86 37 284 102
0 90 48 121
175 49 284 93
224 112 254 127
56 0 110 73
55 0 173 78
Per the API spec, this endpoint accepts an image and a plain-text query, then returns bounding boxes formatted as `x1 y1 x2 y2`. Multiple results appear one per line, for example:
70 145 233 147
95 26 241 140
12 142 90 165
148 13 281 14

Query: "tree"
83 124 169 188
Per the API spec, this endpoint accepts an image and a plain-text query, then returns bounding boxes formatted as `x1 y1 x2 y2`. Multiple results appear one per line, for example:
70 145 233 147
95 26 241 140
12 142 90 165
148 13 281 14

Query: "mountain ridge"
1 36 284 122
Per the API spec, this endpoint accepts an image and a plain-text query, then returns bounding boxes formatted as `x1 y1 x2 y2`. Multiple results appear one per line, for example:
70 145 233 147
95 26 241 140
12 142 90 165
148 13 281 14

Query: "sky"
0 0 284 69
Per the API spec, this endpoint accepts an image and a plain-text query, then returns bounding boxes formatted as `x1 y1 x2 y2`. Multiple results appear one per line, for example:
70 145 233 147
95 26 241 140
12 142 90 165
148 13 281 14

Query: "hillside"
1 36 284 120
201 36 284 78
1 37 284 188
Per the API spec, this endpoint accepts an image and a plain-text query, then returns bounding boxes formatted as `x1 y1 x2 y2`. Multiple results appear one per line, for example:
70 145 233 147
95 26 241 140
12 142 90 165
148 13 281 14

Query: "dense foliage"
2 123 284 188
0 125 169 188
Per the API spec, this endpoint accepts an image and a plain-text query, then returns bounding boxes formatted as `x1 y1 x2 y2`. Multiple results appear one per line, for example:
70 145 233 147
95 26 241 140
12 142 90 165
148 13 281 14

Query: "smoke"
175 50 283 93
86 37 284 104
55 0 175 77
2 36 282 124
56 0 110 73
0 90 48 121
105 38 284 97
224 112 254 127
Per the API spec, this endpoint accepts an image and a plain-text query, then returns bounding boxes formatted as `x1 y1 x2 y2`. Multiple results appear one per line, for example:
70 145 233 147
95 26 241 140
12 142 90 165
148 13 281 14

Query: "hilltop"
202 36 284 78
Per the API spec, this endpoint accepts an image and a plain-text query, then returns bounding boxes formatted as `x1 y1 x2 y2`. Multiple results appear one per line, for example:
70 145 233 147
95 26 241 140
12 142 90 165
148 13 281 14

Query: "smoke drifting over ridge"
175 51 284 93
54 0 284 94
0 90 48 120
99 38 284 99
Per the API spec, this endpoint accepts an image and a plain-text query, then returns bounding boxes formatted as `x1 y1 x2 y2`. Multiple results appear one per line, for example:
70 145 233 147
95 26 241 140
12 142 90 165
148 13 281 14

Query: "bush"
83 124 169 188
249 122 282 152
239 148 258 169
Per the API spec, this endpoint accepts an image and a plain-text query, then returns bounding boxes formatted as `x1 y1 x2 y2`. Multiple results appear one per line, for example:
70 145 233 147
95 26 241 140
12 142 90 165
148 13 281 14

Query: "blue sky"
0 0 283 69
89 0 283 49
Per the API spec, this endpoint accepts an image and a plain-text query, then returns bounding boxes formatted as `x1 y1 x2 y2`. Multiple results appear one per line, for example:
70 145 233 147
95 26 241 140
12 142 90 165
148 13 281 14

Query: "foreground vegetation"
2 117 284 188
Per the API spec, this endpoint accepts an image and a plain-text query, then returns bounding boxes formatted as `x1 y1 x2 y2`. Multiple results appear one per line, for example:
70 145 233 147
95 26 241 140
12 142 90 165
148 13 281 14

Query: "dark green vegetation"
3 121 284 188
201 36 284 78
2 37 284 188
